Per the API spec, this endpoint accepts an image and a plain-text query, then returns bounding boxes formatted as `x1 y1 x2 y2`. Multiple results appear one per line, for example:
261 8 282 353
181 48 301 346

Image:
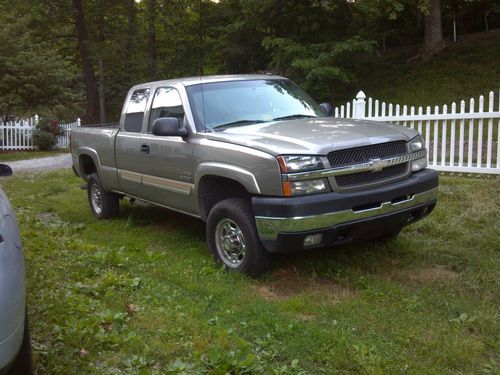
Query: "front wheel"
207 198 270 277
87 173 119 219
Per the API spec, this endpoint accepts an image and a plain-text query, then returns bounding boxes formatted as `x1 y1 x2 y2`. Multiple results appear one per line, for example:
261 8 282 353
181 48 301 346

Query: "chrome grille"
327 141 407 168
328 141 410 189
335 163 408 188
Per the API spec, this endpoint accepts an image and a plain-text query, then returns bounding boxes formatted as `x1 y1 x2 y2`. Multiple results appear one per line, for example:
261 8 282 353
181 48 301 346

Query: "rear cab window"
124 88 150 132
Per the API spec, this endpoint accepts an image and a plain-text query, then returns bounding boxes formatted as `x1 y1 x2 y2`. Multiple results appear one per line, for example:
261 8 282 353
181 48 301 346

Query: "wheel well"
79 154 97 179
198 176 251 221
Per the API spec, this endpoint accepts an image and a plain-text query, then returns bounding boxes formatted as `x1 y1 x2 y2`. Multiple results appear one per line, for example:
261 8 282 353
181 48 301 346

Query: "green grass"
0 150 68 162
337 33 500 109
2 170 499 374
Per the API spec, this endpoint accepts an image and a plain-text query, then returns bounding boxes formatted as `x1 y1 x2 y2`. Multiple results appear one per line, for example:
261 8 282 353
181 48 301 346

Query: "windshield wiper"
212 119 265 131
273 114 317 121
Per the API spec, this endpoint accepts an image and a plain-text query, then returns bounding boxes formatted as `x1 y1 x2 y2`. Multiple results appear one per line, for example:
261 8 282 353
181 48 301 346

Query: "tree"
147 0 157 80
72 0 100 124
0 1 81 119
422 0 445 54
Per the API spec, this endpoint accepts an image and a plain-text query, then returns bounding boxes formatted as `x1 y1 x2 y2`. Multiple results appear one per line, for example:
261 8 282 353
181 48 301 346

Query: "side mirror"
0 164 12 177
152 117 188 137
320 103 334 117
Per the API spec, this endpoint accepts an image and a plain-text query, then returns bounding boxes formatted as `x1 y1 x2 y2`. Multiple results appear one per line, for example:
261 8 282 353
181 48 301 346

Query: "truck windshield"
186 79 326 132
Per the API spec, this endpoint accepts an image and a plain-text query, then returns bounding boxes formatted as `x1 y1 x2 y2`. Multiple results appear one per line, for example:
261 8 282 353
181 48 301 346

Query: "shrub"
32 118 64 151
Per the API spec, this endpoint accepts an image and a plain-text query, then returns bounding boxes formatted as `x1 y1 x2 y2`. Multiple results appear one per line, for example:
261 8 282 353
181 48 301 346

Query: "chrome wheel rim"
215 218 246 268
90 183 103 215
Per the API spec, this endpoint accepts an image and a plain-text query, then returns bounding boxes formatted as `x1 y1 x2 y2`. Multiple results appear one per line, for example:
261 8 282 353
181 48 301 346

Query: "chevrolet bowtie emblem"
369 158 386 173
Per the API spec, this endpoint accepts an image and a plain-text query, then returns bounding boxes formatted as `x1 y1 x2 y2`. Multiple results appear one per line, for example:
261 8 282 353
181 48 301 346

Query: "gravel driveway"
7 153 72 172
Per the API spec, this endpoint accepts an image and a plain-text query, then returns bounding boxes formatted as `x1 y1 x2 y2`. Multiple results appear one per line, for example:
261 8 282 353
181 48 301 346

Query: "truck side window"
124 88 150 132
148 87 185 132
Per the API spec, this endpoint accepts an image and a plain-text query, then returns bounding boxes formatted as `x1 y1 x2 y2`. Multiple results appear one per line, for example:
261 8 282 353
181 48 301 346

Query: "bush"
32 118 64 151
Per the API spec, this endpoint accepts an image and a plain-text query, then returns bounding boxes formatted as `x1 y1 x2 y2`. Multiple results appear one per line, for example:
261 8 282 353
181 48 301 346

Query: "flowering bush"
32 118 64 150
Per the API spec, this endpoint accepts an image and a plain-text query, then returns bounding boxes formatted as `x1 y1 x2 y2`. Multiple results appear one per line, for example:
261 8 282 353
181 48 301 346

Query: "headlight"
277 155 324 173
283 178 329 196
409 134 424 152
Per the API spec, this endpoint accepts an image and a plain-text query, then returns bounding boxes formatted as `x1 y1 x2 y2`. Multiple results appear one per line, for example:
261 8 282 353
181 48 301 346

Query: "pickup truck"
70 74 438 276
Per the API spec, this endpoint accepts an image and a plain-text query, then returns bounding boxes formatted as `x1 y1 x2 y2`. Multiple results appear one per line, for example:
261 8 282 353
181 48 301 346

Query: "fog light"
411 156 428 172
304 233 323 247
290 178 329 195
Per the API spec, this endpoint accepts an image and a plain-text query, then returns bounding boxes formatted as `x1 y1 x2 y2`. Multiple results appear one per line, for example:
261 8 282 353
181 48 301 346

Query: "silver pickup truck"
70 74 438 276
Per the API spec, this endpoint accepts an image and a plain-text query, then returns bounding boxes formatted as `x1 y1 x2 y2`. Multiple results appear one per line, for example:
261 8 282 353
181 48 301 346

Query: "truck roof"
130 74 286 90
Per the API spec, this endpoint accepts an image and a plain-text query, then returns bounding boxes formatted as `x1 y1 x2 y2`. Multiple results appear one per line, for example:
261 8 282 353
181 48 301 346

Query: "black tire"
87 172 119 219
8 312 32 375
206 198 270 277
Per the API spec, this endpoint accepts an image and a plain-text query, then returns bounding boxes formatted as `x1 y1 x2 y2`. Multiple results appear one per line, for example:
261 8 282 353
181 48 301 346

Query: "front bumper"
253 169 438 253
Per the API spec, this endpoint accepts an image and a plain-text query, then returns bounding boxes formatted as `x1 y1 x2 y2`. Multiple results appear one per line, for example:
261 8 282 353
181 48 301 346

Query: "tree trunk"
97 0 106 123
423 0 444 54
147 0 157 80
72 0 100 124
126 0 137 80
198 0 204 75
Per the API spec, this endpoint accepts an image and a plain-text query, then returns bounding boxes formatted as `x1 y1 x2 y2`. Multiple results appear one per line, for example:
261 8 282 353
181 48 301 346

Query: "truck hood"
205 117 418 155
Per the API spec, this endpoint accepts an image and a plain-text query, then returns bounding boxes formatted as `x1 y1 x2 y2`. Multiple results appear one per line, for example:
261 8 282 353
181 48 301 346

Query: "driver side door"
139 87 196 214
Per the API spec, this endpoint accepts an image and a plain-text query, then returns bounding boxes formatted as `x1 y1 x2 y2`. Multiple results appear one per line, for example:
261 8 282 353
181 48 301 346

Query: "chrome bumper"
255 187 438 241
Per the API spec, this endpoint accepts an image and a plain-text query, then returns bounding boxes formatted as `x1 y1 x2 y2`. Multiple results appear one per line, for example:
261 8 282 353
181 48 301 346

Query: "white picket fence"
334 90 500 175
0 115 81 151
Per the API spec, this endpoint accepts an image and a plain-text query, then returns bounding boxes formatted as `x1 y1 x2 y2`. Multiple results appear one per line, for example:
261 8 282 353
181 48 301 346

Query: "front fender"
194 162 261 194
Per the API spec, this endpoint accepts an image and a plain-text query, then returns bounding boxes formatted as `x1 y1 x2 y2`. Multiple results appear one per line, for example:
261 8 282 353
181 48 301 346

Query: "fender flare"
76 147 102 179
194 162 261 195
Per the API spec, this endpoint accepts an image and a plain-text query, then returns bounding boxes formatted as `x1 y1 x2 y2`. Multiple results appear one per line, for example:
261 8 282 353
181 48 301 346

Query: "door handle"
141 144 150 154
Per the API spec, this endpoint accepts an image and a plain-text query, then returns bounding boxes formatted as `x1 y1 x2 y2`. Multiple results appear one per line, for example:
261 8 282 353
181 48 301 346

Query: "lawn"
2 170 498 374
0 150 68 162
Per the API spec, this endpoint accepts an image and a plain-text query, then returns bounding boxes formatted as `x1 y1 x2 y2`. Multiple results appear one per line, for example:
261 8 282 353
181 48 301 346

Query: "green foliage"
2 169 499 373
263 36 375 100
343 35 500 107
0 1 82 119
1 0 498 120
32 118 64 151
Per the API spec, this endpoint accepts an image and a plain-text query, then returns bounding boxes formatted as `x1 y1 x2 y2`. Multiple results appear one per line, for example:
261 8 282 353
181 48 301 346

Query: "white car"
0 164 31 374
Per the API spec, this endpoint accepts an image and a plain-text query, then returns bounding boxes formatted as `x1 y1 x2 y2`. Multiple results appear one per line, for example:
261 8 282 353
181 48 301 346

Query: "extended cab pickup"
71 74 438 276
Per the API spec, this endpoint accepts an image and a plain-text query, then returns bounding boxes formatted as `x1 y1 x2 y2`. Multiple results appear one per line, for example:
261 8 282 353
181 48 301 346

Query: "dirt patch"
295 313 315 322
255 267 354 303
405 265 459 284
36 212 59 223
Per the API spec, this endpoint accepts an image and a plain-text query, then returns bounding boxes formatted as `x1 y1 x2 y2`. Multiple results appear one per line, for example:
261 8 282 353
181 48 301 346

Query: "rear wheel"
8 312 32 375
207 198 270 277
87 173 119 219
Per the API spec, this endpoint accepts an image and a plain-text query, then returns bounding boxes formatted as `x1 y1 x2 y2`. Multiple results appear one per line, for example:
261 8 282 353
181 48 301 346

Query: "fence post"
77 118 81 127
354 91 366 119
34 114 39 125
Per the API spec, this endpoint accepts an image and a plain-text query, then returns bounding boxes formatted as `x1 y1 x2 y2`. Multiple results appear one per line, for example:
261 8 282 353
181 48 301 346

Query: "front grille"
335 163 409 188
327 141 407 168
327 141 410 189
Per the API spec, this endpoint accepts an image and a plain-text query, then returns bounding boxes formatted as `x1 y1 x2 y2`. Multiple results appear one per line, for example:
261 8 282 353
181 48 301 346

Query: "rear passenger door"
115 87 151 198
